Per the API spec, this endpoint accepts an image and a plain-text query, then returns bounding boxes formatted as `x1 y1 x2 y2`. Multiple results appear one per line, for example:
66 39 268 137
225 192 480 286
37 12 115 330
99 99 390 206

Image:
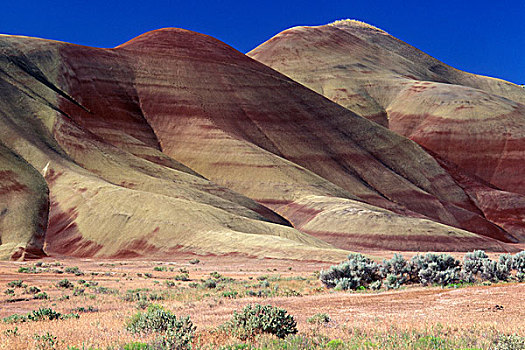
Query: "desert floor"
0 253 523 349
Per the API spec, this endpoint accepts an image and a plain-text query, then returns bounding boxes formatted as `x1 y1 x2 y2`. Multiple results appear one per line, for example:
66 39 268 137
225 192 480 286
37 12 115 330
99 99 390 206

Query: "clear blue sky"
2 1 524 84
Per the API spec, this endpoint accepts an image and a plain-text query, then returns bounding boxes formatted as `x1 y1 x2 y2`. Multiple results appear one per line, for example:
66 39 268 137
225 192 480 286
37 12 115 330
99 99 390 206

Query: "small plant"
64 267 83 276
225 304 297 340
153 266 167 272
92 286 117 294
3 326 19 337
136 300 150 310
5 288 15 295
71 306 98 313
165 280 176 287
189 259 200 265
3 308 78 323
28 308 62 321
222 290 239 299
18 266 42 274
493 334 525 350
203 279 217 289
173 273 190 281
3 313 28 323
34 292 49 300
33 332 57 350
210 271 222 279
259 280 270 288
7 280 26 288
307 313 330 324
56 279 74 289
26 286 41 294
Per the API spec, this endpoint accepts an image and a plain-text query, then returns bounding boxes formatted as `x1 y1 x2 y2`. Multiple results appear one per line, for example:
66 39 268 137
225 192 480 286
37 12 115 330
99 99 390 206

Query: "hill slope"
0 27 518 259
248 19 525 243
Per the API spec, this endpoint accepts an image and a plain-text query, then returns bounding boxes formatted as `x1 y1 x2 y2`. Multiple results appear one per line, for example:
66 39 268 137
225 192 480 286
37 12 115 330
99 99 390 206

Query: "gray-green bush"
319 253 381 290
126 304 195 349
409 253 461 286
225 304 297 340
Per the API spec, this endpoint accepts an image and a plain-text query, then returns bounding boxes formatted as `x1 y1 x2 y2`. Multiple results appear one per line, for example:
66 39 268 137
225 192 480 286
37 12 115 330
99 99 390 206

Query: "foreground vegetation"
0 251 523 349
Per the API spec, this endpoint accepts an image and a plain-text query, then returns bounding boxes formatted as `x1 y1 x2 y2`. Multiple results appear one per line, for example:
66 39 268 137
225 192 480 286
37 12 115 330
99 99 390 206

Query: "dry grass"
0 254 523 349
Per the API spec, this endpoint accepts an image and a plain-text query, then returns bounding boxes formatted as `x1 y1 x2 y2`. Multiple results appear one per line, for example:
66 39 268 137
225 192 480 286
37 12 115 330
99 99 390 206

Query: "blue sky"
2 1 524 84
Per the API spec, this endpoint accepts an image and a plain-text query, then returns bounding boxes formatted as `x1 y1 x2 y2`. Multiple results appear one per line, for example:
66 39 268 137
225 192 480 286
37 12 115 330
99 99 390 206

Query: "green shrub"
126 304 195 335
18 266 42 274
225 304 297 340
189 259 200 265
7 280 26 288
150 327 195 350
56 279 74 289
3 313 28 323
173 273 190 281
34 292 49 300
165 280 176 288
222 290 239 299
33 332 57 350
64 267 83 276
3 308 78 323
203 279 216 289
3 326 18 337
210 271 222 279
320 253 381 290
26 286 41 294
92 286 117 294
28 308 62 321
71 306 98 313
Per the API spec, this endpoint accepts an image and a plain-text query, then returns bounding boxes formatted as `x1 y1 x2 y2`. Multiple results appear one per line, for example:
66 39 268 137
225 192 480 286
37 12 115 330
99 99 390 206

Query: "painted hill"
0 27 518 260
248 19 525 243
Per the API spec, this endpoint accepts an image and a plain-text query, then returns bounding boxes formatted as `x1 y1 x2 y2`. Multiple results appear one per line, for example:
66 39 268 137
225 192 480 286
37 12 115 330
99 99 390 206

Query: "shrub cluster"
224 304 298 340
319 253 381 290
126 304 195 350
320 251 525 291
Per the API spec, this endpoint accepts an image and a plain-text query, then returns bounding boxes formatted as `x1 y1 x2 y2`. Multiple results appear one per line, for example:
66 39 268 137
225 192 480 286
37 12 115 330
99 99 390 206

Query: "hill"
0 27 518 259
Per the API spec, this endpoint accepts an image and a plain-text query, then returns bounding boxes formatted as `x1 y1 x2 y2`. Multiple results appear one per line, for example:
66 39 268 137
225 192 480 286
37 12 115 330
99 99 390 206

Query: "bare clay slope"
248 20 525 242
0 27 515 259
112 29 513 250
0 35 346 261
